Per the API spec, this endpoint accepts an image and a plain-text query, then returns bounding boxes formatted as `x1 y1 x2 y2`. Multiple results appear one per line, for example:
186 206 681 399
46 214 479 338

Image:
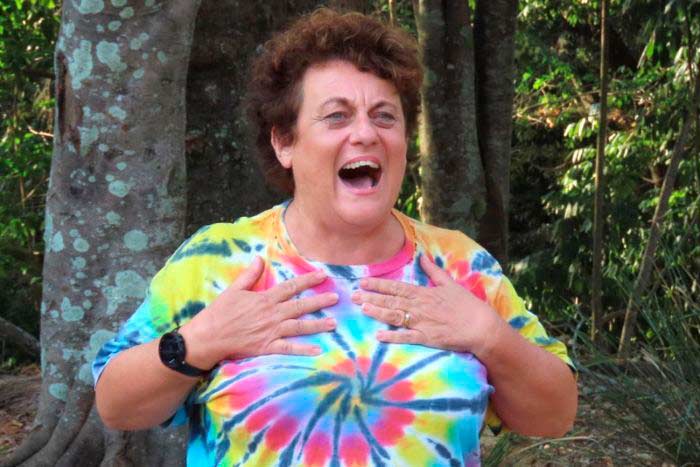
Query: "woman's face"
274 60 407 232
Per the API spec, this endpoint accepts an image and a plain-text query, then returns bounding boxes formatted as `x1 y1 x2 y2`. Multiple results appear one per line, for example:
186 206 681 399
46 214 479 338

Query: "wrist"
179 320 219 371
470 305 508 362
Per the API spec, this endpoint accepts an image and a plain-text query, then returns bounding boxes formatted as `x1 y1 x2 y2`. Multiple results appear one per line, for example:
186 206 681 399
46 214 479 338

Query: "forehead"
299 60 401 108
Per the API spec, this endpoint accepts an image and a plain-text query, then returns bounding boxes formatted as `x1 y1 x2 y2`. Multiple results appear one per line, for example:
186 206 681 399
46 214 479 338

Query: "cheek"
387 139 407 177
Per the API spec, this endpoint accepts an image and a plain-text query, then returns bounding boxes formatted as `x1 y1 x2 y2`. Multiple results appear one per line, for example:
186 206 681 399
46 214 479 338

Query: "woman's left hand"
352 254 504 356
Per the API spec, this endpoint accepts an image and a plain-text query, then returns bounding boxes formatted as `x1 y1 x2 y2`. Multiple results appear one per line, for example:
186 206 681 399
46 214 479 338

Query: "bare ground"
0 364 40 460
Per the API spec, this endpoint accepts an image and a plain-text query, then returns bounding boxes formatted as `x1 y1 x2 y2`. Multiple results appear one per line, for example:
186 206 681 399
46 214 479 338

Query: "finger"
229 256 265 291
278 317 336 337
419 254 453 286
376 329 424 344
267 270 327 302
267 339 322 356
361 302 408 328
359 277 418 298
279 292 339 320
352 290 411 313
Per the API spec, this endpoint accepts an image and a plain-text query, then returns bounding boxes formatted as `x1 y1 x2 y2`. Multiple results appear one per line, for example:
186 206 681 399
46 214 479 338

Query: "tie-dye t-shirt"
93 203 572 467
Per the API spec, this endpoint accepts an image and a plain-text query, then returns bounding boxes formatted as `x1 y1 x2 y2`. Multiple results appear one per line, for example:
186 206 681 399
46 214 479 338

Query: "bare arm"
475 317 577 436
95 258 338 430
95 338 199 430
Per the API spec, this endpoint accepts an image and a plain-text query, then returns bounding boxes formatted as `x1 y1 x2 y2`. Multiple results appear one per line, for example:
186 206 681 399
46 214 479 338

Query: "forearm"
476 319 578 437
95 338 201 431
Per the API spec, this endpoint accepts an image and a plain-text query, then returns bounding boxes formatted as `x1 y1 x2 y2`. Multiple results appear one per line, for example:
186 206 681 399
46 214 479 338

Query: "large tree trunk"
416 0 518 259
5 2 200 466
7 2 370 466
473 0 518 265
416 0 486 238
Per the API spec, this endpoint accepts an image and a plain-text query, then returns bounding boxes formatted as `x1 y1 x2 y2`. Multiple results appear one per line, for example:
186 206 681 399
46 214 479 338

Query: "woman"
94 8 577 466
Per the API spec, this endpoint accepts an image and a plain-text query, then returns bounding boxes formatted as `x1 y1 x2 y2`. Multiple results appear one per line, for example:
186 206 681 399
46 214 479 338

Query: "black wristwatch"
158 329 210 377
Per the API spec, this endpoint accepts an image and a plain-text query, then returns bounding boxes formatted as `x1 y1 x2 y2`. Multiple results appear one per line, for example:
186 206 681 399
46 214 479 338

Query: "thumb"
229 256 265 291
419 254 452 286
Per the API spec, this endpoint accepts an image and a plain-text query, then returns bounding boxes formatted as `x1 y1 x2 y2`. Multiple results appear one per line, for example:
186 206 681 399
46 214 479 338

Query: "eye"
324 111 349 124
373 111 397 127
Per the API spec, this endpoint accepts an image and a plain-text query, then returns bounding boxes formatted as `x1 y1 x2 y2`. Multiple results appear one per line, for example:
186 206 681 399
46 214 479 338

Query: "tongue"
341 174 374 190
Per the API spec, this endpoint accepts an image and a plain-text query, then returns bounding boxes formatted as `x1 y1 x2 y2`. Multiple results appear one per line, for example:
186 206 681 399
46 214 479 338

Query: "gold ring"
402 311 411 328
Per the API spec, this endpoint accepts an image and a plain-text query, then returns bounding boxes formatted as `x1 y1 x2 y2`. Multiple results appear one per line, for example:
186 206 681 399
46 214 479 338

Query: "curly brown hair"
246 7 422 195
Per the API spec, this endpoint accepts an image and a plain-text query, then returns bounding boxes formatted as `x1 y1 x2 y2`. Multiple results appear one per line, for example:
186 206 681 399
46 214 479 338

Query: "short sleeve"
91 223 247 428
483 274 575 434
92 284 195 427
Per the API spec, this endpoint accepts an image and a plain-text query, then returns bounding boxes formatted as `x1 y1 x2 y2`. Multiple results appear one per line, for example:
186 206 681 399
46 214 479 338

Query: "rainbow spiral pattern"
94 203 572 466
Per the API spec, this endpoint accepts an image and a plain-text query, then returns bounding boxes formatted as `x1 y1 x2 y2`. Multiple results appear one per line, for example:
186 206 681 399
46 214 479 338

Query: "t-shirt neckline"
273 200 416 280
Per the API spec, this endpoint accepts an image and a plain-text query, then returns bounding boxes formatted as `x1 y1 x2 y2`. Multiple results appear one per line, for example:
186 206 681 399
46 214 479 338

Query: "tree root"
0 424 52 467
56 409 104 467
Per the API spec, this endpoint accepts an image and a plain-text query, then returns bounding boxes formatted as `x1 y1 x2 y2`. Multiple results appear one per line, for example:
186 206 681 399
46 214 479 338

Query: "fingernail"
359 279 368 288
315 270 327 279
329 292 339 301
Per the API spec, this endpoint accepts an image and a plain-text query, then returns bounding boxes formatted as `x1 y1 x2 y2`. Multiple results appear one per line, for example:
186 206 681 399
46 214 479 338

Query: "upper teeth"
342 160 379 170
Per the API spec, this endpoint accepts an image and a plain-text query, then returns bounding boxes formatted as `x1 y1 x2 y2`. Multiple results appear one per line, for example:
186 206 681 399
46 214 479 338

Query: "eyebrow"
319 97 399 112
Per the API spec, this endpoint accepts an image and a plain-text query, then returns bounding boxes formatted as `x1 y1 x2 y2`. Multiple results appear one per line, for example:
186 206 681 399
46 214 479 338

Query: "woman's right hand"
179 256 337 370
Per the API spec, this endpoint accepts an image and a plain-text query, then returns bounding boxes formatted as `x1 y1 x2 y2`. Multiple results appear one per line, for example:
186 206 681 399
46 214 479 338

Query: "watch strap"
159 329 210 377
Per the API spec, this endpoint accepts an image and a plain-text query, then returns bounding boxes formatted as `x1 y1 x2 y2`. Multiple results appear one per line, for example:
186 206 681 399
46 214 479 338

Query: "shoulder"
148 205 280 294
397 212 503 277
167 205 280 265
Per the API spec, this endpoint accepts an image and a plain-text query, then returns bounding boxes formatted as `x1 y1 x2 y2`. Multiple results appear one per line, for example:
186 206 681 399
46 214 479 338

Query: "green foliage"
0 0 60 361
510 0 700 333
369 0 417 37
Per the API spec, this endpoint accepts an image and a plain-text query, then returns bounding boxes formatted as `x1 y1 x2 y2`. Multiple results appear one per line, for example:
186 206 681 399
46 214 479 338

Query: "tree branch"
0 316 39 359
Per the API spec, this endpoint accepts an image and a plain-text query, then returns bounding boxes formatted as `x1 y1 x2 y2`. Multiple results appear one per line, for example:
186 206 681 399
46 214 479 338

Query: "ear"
271 127 293 169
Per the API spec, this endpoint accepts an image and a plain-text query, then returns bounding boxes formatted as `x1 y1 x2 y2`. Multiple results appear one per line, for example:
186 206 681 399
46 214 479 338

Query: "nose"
348 113 379 146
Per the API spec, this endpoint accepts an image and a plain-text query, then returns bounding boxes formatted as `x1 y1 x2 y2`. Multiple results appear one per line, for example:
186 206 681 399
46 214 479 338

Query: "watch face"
159 332 185 368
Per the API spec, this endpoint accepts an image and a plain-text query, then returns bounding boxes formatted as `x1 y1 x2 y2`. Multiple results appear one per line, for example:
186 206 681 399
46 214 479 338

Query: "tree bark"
416 0 486 238
591 0 609 344
184 0 367 235
473 0 518 265
8 2 371 466
617 59 700 359
0 316 39 359
5 1 201 465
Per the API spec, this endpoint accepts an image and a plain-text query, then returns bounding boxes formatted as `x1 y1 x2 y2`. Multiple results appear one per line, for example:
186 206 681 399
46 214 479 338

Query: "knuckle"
295 319 305 335
282 280 297 295
293 298 303 314
280 341 292 354
259 293 274 308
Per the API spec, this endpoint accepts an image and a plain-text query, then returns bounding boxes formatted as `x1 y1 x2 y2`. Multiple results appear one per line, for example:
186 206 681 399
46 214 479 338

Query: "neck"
283 199 405 265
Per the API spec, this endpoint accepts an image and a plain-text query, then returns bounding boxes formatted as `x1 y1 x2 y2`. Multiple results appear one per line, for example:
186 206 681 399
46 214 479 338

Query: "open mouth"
338 160 382 191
